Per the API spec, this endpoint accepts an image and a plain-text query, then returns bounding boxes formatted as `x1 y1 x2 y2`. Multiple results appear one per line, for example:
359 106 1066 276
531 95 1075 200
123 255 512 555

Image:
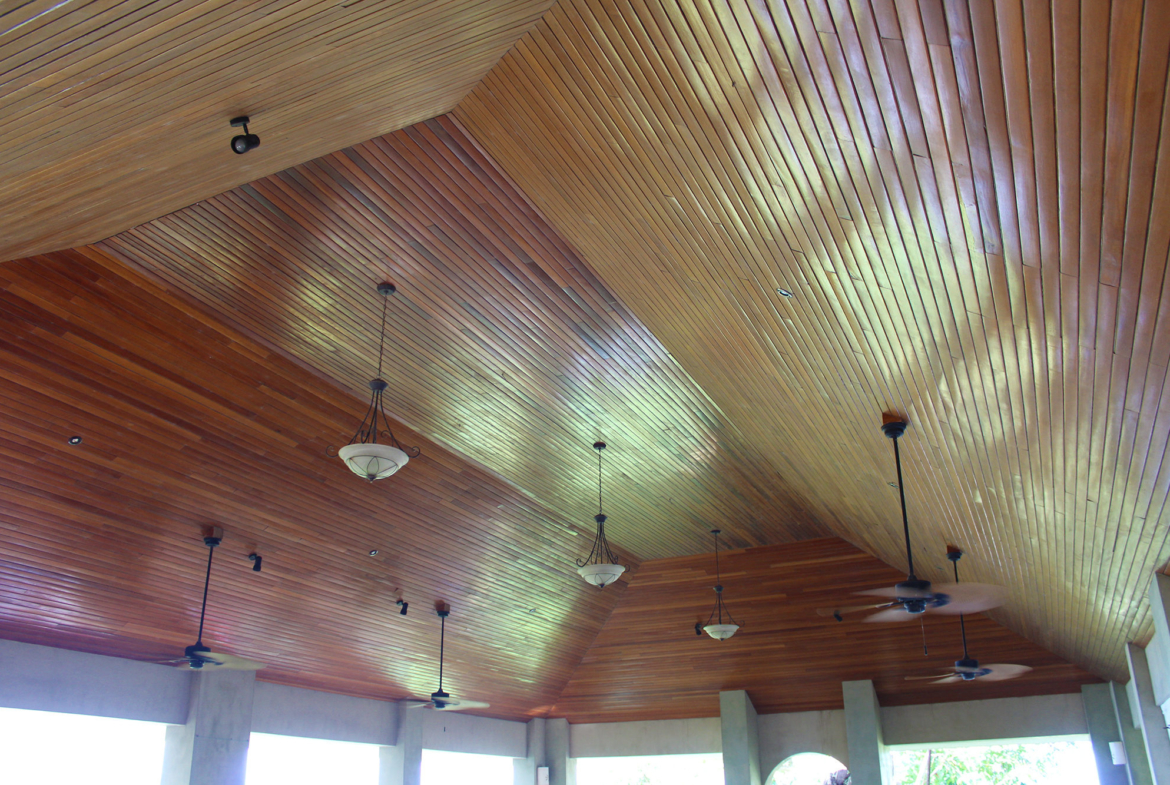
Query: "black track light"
396 599 409 616
248 553 262 572
229 116 260 154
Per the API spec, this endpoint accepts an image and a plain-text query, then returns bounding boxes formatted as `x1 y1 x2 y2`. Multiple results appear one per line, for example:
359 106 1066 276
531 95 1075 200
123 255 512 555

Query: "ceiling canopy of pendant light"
575 442 626 589
696 529 740 640
339 283 420 481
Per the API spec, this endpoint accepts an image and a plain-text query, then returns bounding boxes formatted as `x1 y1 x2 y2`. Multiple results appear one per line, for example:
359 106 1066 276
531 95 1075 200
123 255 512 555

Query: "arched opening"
765 752 849 785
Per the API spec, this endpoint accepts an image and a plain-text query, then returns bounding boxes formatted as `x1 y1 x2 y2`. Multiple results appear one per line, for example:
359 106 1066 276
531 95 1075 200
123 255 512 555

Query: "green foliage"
889 743 1083 785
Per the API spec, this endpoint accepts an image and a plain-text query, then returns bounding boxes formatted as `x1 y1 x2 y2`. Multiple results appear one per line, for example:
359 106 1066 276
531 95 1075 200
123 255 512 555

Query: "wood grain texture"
0 0 554 262
97 116 828 562
454 0 1170 680
0 246 624 720
551 538 1097 723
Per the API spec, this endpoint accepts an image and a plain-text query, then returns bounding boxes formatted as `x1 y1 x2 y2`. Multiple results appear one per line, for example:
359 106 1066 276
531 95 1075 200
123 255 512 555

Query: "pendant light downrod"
881 419 915 579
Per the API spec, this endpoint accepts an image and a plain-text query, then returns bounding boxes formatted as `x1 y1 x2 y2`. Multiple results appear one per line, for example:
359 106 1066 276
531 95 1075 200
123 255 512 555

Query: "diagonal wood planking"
0 246 626 720
0 0 555 262
454 0 1170 680
551 538 1097 723
98 116 828 561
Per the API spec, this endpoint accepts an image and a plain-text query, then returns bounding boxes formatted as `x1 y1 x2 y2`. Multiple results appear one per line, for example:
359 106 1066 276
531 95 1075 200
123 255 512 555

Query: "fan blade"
856 584 933 600
816 603 892 617
177 651 265 671
923 583 1008 614
863 607 918 623
405 700 434 709
435 699 490 711
978 664 1032 682
904 673 958 681
930 675 963 684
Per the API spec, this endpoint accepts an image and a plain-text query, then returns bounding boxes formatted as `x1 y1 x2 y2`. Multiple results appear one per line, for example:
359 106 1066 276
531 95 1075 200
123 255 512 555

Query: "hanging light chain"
376 289 389 380
577 442 622 568
343 283 420 458
704 529 738 628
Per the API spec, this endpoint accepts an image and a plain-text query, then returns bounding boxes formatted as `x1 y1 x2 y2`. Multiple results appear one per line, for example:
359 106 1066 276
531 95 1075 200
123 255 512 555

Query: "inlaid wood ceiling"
553 539 1096 723
2 0 1165 703
0 250 1087 723
98 117 827 560
455 0 1170 681
0 0 555 262
0 247 624 719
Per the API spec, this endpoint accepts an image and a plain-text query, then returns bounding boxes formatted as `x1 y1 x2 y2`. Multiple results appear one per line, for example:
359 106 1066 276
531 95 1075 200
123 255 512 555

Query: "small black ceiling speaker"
248 553 262 572
397 599 409 616
230 116 260 154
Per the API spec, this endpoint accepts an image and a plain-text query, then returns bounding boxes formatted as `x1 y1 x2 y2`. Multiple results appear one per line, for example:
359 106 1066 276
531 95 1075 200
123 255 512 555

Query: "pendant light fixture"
338 283 420 481
575 442 626 589
696 529 740 640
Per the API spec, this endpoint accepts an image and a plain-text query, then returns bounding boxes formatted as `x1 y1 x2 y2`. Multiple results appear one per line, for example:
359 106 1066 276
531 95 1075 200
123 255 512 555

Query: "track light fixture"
229 116 260 154
698 529 740 640
575 442 626 588
396 598 409 616
338 283 420 481
248 553 262 572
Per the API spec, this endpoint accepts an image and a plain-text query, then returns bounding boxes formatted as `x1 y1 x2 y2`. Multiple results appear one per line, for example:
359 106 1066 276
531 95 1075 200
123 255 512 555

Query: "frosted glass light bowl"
703 623 740 641
338 443 410 481
577 563 626 588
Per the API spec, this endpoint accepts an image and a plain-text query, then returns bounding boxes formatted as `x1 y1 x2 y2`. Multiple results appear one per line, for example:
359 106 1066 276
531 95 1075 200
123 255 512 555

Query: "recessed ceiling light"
368 549 379 556
776 288 794 298
67 436 83 445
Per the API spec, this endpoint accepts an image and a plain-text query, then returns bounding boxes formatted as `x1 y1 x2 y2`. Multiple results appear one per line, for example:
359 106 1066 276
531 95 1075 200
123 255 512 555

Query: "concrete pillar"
720 690 761 785
1112 681 1154 785
1128 644 1170 784
161 670 256 785
546 717 574 785
380 701 423 785
515 717 547 785
842 680 886 785
1084 683 1132 785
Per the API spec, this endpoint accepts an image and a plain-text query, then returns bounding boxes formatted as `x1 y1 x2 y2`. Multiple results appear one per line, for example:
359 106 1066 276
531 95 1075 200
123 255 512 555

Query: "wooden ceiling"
0 0 554 262
0 0 1162 718
0 246 623 719
97 116 827 559
550 538 1097 723
455 0 1170 681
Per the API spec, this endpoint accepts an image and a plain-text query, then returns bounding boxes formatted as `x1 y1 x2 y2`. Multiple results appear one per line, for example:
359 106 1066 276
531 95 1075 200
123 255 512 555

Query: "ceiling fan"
819 420 1006 622
406 606 490 712
905 549 1031 684
156 528 265 672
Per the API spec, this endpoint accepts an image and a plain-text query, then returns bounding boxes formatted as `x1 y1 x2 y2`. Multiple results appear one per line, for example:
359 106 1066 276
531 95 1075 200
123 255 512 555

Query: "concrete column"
380 702 424 785
842 680 886 785
1112 681 1154 785
546 717 574 785
161 670 256 785
1128 644 1170 784
1084 683 1132 785
720 690 761 785
515 717 547 785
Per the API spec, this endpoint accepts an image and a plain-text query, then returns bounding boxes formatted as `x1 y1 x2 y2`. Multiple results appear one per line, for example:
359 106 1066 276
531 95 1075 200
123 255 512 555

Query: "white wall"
570 717 721 757
758 710 848 775
0 640 526 758
251 682 397 745
1 638 1092 772
880 693 1088 747
422 708 527 757
0 639 189 724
